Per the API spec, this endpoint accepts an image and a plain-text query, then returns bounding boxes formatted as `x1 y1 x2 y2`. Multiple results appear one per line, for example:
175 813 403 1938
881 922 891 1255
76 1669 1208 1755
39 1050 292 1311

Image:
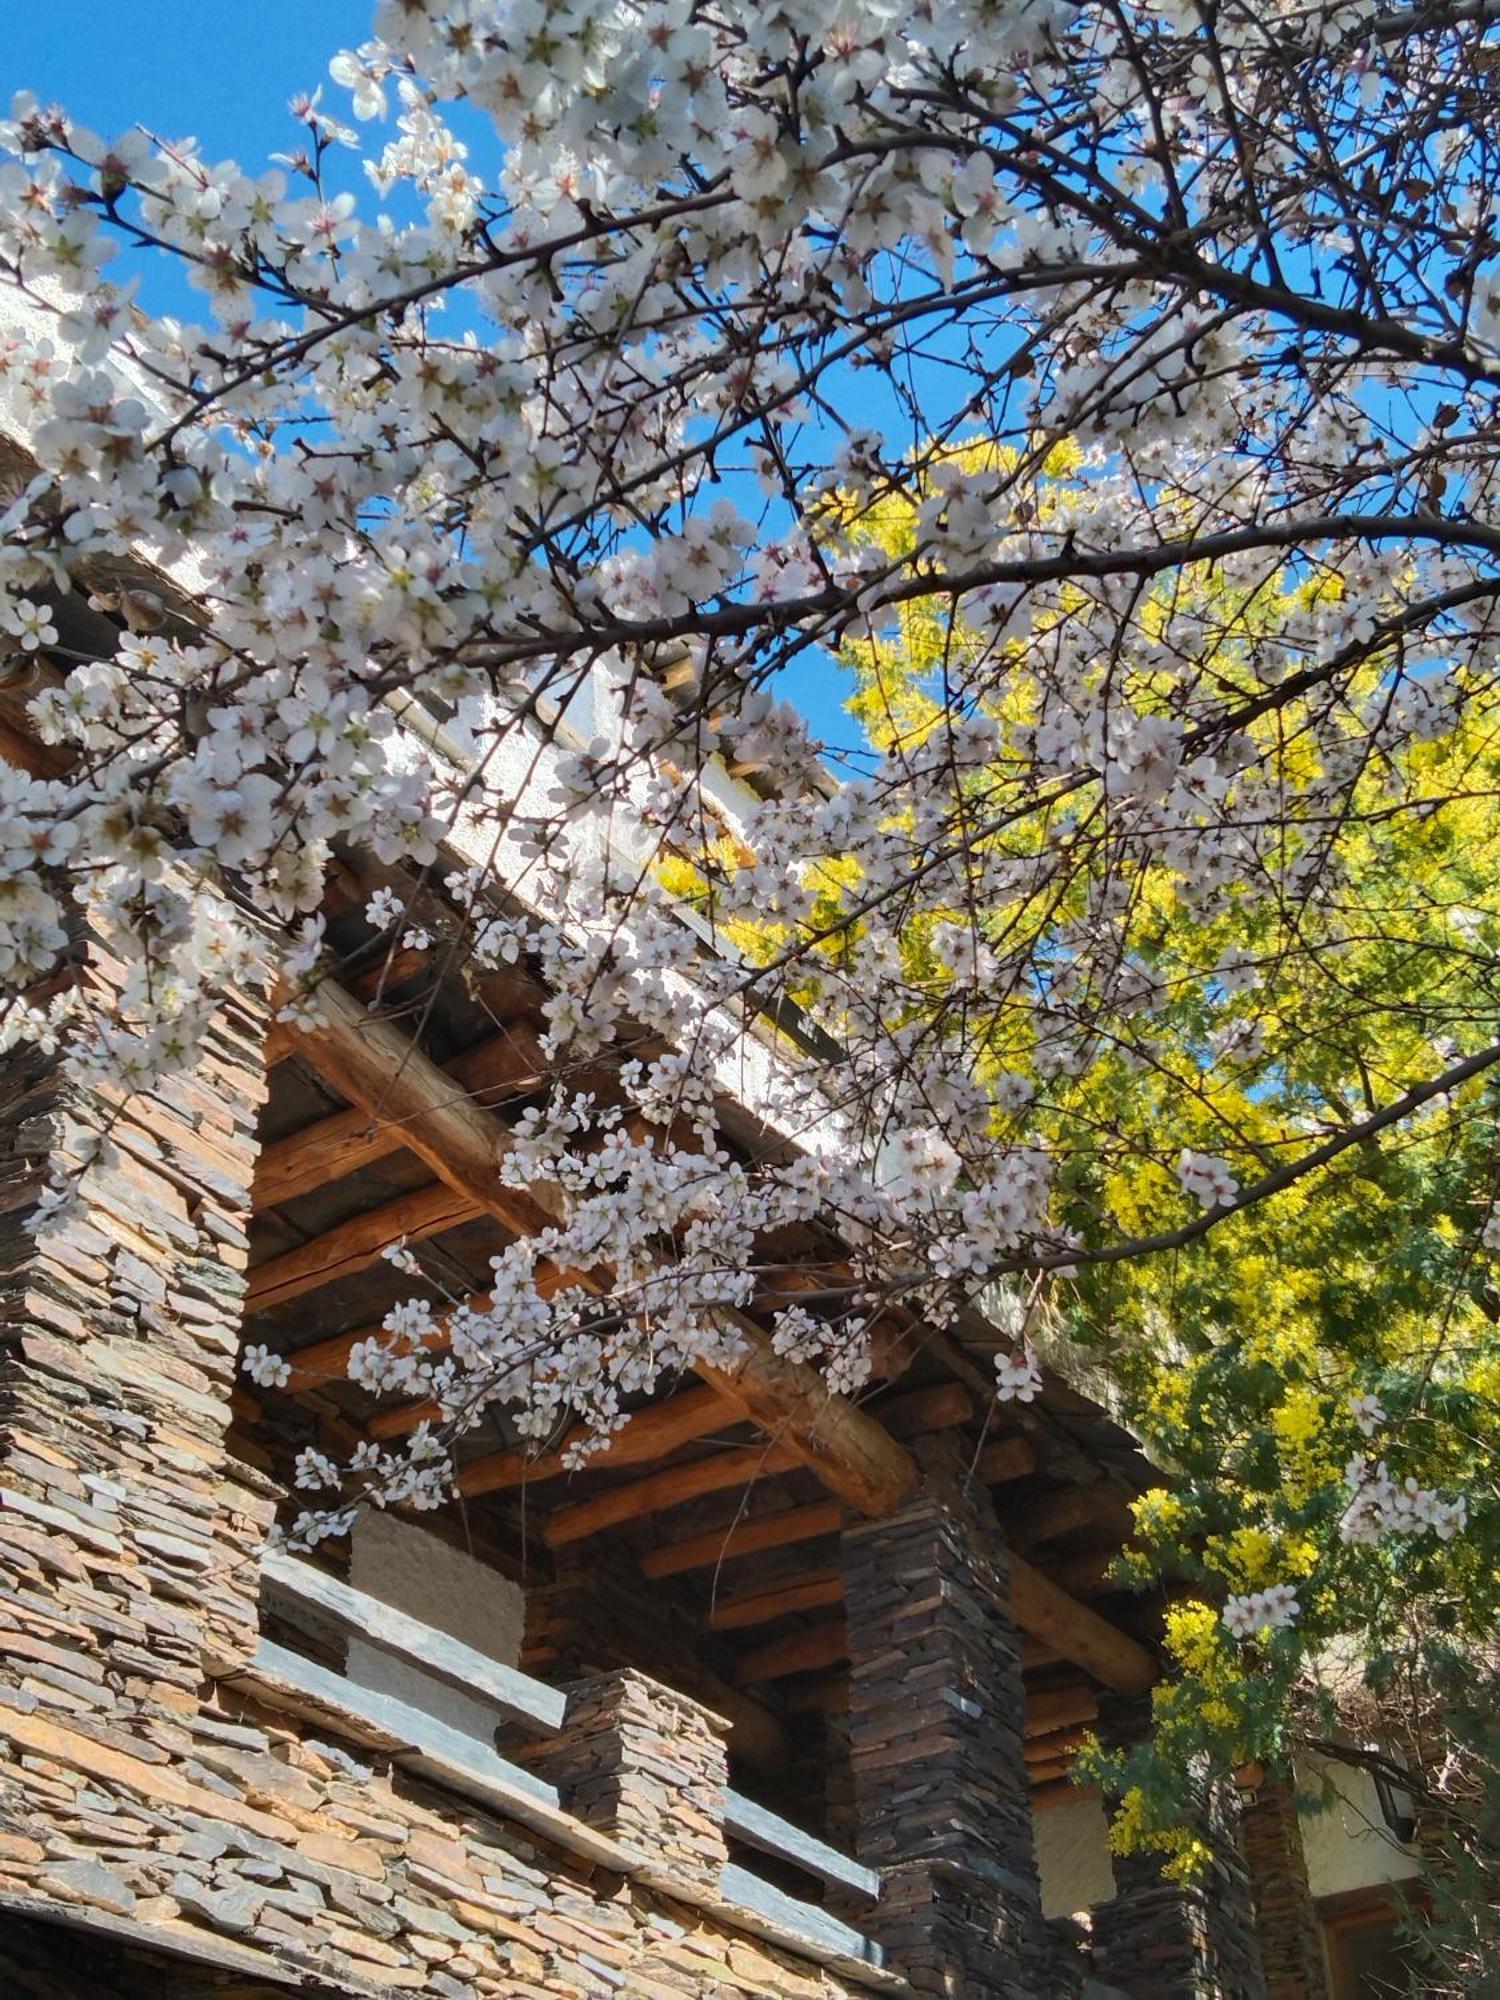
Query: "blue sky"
6 3 866 755
6 5 360 162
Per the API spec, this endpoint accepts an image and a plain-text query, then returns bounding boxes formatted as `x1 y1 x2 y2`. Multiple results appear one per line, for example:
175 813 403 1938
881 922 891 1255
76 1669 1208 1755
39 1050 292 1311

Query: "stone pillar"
1241 1776 1332 2000
0 930 277 1766
524 1668 729 1890
1088 1698 1268 2000
840 1431 1053 1996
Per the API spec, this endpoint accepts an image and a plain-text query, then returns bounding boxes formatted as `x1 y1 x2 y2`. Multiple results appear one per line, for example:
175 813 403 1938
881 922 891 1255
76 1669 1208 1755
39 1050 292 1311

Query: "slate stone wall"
0 953 885 1998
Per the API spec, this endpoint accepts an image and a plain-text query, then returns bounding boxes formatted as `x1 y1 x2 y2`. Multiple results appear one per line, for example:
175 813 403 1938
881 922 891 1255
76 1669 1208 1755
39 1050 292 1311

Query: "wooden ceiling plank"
544 1444 802 1548
736 1621 847 1684
454 1385 733 1499
706 1570 843 1633
640 1500 845 1580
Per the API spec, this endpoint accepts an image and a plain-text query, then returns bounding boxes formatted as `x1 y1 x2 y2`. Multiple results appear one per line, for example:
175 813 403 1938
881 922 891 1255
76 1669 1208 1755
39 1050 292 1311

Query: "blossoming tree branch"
2 0 1498 1909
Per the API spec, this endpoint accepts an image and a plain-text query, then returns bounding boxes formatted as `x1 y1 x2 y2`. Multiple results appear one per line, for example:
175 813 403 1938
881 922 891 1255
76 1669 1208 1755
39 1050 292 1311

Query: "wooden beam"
1024 1727 1089 1766
1027 1756 1077 1787
255 1021 550 1208
1013 1485 1133 1551
375 1302 972 1448
736 1621 847 1684
279 1298 491 1396
277 978 918 1518
1008 1550 1156 1695
544 1444 801 1547
641 1500 844 1580
878 1381 972 1437
1049 1550 1120 1599
692 1323 917 1519
244 1182 484 1314
267 977 571 1248
454 1386 732 1499
707 1571 843 1633
1022 1639 1065 1670
978 1435 1039 1484
277 1261 573 1397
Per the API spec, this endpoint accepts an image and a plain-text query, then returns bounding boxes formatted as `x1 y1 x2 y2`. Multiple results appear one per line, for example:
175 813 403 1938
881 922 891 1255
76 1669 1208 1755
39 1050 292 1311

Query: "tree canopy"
3 0 1500 1950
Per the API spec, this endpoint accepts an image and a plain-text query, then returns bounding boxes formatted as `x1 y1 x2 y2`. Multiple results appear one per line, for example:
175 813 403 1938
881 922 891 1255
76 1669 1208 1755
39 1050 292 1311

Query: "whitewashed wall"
347 1512 525 1744
1299 1756 1421 1901
1035 1793 1117 1917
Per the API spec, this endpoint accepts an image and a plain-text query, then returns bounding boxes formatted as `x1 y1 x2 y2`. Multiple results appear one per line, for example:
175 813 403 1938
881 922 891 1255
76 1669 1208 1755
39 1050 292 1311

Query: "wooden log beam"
255 1021 551 1209
640 1500 845 1580
280 1296 495 1396
544 1445 802 1547
706 1571 843 1633
1012 1484 1134 1551
244 1182 484 1315
1028 1756 1076 1787
1025 1733 1089 1772
278 1262 573 1398
267 976 572 1249
691 1323 917 1519
1008 1550 1157 1695
1049 1550 1120 1599
979 1435 1040 1484
454 1385 732 1499
276 977 919 1518
877 1381 972 1437
736 1621 847 1684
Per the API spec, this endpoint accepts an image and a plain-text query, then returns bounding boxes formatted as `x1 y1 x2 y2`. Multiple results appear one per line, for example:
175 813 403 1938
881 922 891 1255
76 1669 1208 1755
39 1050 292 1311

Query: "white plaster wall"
347 1512 525 1746
1035 1792 1117 1917
1299 1756 1421 1901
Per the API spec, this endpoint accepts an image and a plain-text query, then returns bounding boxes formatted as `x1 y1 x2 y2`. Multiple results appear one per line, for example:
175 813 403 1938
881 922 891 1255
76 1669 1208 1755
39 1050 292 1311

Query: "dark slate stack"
840 1431 1055 1996
1240 1777 1332 2000
1088 1696 1269 2000
523 1666 730 1889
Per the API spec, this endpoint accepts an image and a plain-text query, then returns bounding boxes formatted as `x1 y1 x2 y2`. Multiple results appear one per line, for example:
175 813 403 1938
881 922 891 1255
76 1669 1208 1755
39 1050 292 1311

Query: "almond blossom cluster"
1338 1459 1469 1548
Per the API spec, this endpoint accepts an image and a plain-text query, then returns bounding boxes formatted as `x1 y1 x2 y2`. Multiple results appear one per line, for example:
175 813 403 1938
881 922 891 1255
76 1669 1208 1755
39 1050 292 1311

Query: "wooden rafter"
978 1435 1039 1484
454 1385 733 1499
544 1444 802 1546
736 1621 848 1684
706 1570 843 1632
1012 1484 1134 1551
640 1500 845 1579
1008 1550 1156 1695
256 1020 550 1209
245 1183 484 1315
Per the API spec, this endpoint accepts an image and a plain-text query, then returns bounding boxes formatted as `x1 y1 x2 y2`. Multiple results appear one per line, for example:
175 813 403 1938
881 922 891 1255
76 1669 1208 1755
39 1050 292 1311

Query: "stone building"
0 307 1426 1999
